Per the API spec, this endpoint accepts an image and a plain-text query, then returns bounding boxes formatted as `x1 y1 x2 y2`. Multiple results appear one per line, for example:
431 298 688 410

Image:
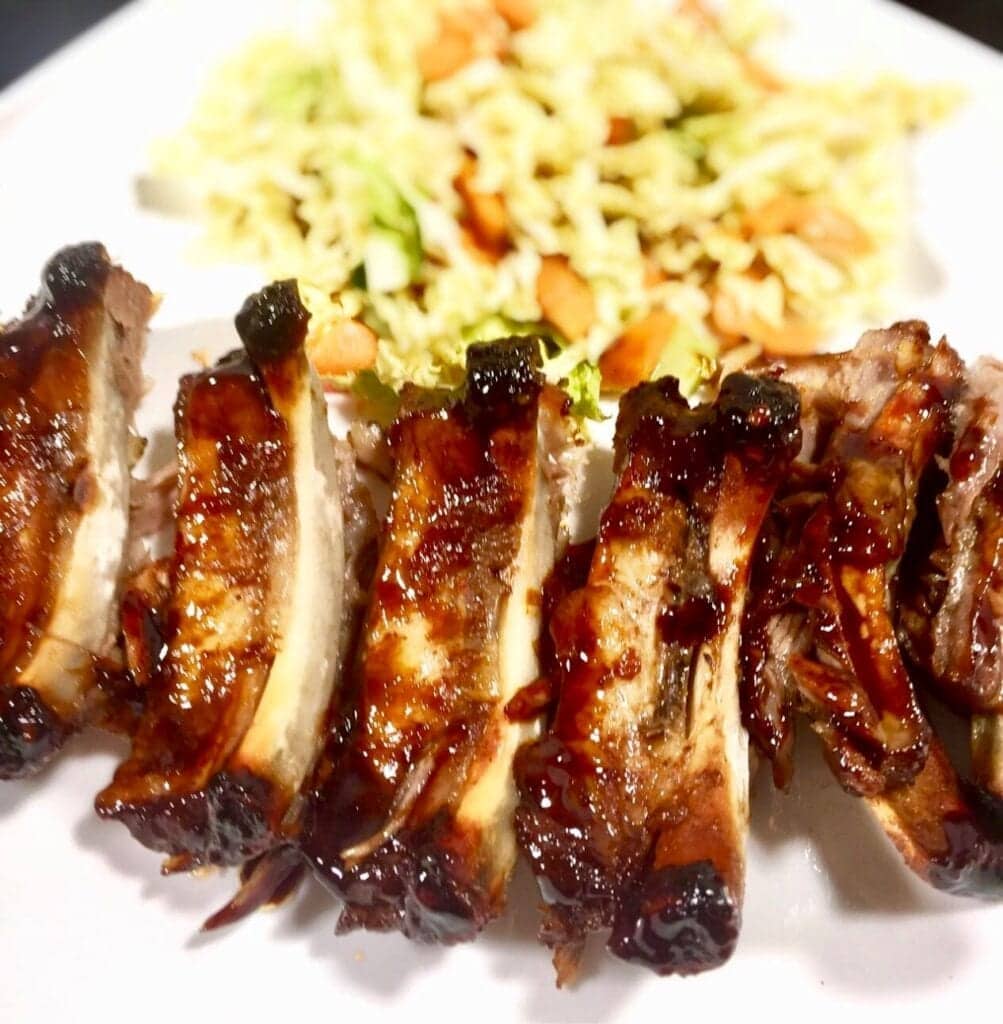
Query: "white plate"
0 3 1001 1022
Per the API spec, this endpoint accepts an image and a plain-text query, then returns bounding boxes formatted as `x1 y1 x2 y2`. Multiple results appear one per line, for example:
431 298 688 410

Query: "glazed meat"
203 431 379 931
515 373 801 981
743 325 1002 896
96 281 346 870
743 324 961 793
899 357 1003 811
303 338 579 943
0 244 154 778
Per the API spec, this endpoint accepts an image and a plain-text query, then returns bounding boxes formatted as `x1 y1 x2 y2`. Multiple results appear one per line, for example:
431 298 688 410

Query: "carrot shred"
454 155 510 256
418 7 508 83
308 319 378 376
743 195 872 263
643 255 669 288
712 286 820 357
494 0 536 30
606 116 637 146
598 309 676 391
536 255 596 341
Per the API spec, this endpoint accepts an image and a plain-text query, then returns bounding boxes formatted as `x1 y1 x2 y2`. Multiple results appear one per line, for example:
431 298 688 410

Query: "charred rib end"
94 770 278 868
921 801 1003 899
0 686 73 780
464 336 544 417
607 861 741 975
235 280 310 366
315 836 494 945
41 242 112 308
202 845 306 931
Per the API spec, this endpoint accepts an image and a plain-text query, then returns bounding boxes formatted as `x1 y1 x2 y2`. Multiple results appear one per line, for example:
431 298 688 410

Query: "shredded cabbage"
151 0 958 393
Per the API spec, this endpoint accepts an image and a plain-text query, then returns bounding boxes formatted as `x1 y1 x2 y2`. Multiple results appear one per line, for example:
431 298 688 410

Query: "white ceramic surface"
0 3 1000 1022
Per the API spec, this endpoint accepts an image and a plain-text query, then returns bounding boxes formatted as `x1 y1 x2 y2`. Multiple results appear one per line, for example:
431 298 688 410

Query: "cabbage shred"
153 0 956 393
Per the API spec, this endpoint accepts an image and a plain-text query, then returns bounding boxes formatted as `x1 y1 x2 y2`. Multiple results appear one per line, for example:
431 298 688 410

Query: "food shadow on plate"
72 777 241 921
480 859 636 1022
743 721 974 993
255 855 633 1017
0 728 126 817
252 872 449 997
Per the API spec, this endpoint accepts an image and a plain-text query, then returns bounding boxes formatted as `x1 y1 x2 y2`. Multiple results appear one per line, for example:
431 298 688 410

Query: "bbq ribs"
96 281 349 870
515 372 801 981
4 241 1001 979
0 244 154 778
742 324 1003 896
303 337 583 942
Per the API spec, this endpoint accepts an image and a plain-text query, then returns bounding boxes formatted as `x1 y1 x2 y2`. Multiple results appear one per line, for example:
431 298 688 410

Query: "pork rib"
743 324 961 795
0 244 154 778
96 281 346 869
899 356 1003 814
515 373 800 981
303 338 578 943
743 325 1002 896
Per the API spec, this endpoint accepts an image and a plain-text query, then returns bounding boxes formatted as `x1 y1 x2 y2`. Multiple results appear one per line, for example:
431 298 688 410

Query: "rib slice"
303 337 577 943
743 325 1001 896
515 373 801 981
743 324 961 795
0 244 154 778
96 281 345 869
899 356 1003 818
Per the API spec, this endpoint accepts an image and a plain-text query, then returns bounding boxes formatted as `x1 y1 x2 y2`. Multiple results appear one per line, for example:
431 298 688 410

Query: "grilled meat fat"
0 244 154 778
303 337 579 943
515 372 800 981
96 281 346 870
899 357 1003 813
743 324 1002 896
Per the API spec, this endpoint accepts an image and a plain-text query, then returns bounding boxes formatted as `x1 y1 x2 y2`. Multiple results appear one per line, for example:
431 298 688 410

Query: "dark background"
0 0 999 90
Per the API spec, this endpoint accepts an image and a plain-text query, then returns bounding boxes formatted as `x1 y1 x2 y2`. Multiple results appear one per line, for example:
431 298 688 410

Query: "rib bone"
303 338 577 943
516 373 800 981
0 244 153 778
96 281 345 868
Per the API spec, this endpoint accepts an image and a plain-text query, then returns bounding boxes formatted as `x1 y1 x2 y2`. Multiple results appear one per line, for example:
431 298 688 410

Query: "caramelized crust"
304 337 561 943
743 325 1002 897
897 357 1003 822
96 352 292 862
0 243 153 778
869 736 1002 897
515 373 800 980
97 283 346 869
743 325 962 795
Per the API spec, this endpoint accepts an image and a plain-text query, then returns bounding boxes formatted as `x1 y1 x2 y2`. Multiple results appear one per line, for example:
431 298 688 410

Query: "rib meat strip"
515 373 800 981
0 244 154 778
743 324 961 794
743 325 1002 896
899 356 1003 815
303 337 578 943
96 281 345 869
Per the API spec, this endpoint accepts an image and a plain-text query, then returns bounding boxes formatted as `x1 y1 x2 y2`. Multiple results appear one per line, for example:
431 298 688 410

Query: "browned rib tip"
463 335 544 415
608 861 741 975
94 771 278 870
235 279 310 366
0 685 72 780
41 242 112 306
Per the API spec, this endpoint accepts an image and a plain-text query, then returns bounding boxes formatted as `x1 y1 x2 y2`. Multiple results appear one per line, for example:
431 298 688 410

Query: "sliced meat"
743 325 1002 896
743 324 962 794
202 433 380 931
869 735 1002 897
96 281 346 869
0 243 154 778
303 337 579 943
515 373 800 982
899 357 1003 810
